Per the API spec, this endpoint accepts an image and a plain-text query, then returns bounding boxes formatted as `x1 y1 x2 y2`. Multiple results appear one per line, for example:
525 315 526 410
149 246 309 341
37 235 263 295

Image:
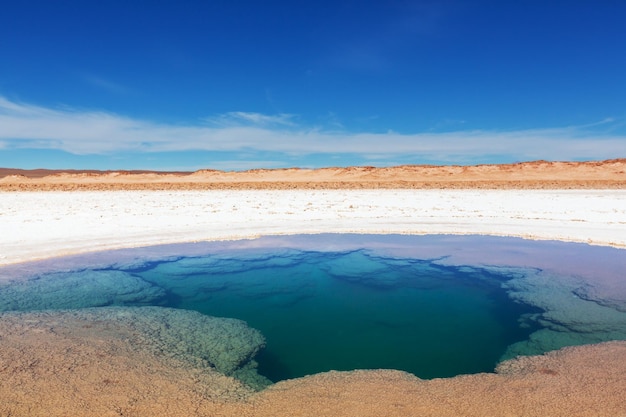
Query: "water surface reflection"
1 234 625 385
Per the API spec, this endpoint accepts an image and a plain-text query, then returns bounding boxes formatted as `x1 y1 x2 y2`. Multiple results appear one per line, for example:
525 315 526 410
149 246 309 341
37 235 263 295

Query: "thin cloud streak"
1 97 625 164
207 111 298 127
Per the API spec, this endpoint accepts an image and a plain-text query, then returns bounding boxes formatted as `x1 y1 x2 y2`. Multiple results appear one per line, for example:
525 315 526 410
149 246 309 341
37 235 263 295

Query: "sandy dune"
1 159 625 190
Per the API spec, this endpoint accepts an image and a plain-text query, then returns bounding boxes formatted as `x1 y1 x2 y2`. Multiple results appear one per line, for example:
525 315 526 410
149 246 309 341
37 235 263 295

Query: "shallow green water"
5 234 625 384
125 248 541 380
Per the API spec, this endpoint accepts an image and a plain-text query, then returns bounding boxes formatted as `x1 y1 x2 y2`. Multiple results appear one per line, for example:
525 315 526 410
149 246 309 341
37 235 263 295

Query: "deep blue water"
3 234 625 385
16 234 626 383
123 248 541 380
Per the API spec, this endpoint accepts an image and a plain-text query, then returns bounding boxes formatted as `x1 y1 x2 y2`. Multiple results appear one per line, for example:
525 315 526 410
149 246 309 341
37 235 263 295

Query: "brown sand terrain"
1 159 625 190
1 308 625 417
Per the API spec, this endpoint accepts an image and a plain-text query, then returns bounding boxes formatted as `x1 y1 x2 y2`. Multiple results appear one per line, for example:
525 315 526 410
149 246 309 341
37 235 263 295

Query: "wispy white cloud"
1 97 625 164
206 111 297 127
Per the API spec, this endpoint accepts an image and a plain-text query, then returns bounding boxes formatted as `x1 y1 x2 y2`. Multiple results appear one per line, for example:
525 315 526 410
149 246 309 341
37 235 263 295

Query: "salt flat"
1 189 625 266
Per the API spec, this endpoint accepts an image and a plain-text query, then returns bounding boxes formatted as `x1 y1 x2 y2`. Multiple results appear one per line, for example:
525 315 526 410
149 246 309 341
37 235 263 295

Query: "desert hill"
1 159 625 190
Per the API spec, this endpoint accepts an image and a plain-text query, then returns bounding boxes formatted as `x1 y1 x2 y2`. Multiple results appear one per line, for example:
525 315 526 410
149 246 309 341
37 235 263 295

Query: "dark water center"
8 233 624 384
119 246 541 381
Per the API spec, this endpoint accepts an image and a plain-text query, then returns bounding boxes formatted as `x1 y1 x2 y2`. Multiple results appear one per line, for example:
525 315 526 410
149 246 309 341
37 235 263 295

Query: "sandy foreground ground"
1 160 626 416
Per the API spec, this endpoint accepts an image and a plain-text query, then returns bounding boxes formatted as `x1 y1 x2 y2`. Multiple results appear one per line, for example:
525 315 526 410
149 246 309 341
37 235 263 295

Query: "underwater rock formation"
0 306 269 389
111 306 268 377
132 251 318 308
497 267 626 359
0 270 166 312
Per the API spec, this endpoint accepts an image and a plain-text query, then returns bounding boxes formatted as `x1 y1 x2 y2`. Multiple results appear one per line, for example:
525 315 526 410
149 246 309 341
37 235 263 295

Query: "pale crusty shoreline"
1 160 626 416
1 189 626 267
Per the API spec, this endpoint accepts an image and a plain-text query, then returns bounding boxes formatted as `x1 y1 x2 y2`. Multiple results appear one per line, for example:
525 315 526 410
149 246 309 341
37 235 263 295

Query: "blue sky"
1 0 626 170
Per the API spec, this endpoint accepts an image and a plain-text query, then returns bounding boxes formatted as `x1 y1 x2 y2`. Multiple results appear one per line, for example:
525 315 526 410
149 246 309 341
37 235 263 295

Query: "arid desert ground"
2 159 625 191
1 159 626 416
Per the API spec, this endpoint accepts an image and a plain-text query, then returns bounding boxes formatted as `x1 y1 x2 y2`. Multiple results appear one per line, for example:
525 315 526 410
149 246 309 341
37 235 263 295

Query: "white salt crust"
1 189 625 266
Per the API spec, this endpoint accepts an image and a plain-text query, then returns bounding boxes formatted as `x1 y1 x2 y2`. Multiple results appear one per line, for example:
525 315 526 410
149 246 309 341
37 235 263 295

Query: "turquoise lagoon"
1 234 625 384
